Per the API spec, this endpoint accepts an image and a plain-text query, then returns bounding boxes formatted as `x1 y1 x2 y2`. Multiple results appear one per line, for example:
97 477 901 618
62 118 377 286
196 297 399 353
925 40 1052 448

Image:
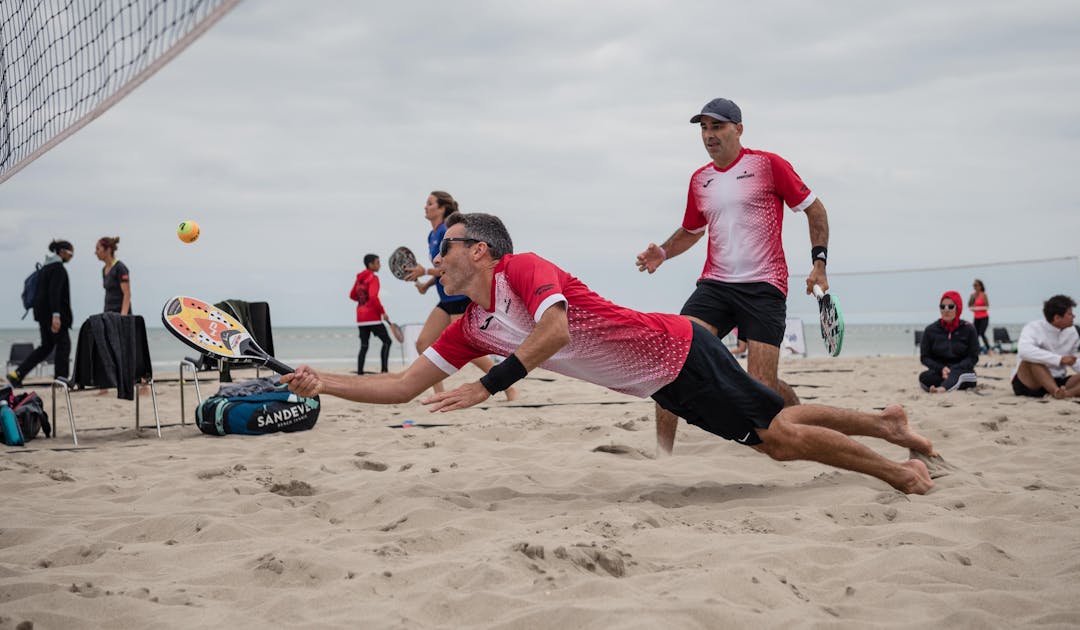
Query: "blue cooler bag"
196 379 320 436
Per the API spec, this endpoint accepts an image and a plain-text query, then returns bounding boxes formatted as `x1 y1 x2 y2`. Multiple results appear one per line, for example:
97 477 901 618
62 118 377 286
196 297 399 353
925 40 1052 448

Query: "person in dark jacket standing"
919 290 979 392
7 240 75 387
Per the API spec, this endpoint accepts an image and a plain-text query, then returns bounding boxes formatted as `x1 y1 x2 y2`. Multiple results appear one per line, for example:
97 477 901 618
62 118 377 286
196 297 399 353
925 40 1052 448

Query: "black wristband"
811 246 828 266
479 354 528 395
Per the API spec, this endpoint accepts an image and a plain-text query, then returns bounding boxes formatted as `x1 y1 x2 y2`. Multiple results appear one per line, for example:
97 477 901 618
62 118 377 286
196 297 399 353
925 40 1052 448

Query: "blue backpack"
21 262 41 319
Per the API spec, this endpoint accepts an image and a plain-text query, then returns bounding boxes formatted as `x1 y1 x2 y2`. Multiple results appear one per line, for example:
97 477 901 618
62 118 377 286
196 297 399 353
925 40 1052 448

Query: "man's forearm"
660 228 704 260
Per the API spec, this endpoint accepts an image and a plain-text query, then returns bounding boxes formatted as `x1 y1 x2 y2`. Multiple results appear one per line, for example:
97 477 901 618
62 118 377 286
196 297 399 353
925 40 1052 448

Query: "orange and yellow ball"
177 221 200 243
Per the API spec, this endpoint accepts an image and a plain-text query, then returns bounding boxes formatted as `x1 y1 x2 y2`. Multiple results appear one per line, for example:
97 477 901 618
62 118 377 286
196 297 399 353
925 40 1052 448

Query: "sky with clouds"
2 0 1079 330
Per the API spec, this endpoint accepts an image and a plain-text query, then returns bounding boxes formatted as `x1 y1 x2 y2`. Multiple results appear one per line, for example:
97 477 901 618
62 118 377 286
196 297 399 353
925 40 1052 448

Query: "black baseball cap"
690 98 742 124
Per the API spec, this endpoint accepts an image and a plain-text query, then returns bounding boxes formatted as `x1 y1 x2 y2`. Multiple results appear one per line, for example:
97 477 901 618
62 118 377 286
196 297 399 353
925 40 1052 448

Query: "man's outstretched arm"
283 356 447 404
423 303 571 412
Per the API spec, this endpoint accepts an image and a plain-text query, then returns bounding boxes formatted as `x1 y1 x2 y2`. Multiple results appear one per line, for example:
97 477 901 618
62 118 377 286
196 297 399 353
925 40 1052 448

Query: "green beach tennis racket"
162 296 294 375
812 285 844 357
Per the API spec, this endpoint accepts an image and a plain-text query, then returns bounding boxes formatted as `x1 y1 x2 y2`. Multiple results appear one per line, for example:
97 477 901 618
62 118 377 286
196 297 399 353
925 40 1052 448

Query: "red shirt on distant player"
425 253 692 397
682 147 815 295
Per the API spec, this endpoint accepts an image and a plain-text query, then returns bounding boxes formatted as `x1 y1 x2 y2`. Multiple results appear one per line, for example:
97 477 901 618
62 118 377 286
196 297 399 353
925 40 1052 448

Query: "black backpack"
11 392 51 440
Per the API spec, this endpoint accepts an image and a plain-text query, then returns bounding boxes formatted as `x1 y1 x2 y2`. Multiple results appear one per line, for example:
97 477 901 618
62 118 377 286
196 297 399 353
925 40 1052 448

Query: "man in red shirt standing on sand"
637 97 831 455
284 212 934 495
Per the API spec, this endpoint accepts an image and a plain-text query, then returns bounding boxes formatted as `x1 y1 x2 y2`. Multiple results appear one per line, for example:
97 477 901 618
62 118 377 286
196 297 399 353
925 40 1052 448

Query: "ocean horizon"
2 321 1024 376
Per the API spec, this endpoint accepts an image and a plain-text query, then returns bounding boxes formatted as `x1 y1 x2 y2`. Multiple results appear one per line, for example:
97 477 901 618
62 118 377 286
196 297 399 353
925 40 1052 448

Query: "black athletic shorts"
1011 374 1068 397
651 323 783 446
680 280 787 347
438 298 470 316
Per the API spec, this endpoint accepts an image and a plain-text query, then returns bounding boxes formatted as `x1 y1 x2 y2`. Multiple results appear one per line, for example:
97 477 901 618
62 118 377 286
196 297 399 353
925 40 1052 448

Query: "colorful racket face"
161 297 294 374
388 246 418 281
812 285 845 357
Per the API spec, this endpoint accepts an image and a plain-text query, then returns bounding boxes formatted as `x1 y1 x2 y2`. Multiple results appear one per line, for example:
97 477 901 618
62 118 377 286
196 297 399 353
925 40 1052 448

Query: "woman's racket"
388 246 418 281
387 321 405 343
162 297 294 375
812 285 844 357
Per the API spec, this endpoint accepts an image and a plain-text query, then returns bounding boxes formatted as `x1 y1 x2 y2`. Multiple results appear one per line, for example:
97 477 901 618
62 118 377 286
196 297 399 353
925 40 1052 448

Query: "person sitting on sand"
1012 294 1080 399
918 290 979 393
284 212 937 494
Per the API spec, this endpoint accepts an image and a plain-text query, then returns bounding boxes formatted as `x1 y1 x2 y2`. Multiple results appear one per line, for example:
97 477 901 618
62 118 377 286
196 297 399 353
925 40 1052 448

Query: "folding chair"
178 355 214 425
7 342 54 378
51 314 160 445
992 327 1017 353
177 300 273 422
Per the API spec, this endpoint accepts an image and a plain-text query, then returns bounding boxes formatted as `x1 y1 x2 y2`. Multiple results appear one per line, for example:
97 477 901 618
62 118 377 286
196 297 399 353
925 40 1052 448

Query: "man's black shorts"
651 323 783 446
1011 374 1068 397
438 298 470 316
680 280 787 347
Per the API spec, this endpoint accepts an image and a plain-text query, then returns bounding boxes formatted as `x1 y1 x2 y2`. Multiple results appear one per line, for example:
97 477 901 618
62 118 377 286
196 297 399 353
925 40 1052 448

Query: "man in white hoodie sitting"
1012 294 1080 398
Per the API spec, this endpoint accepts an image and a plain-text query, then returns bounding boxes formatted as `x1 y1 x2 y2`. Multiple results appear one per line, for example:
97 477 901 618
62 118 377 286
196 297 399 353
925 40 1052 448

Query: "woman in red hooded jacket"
351 254 392 374
918 290 979 392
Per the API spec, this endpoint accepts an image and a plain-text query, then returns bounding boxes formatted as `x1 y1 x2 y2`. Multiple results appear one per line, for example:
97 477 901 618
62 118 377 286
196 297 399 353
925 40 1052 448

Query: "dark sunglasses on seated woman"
939 303 957 310
439 237 481 257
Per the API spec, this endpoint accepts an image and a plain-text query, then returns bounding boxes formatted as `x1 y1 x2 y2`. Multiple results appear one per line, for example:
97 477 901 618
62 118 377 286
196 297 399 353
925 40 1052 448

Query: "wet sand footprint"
269 480 315 496
592 444 654 460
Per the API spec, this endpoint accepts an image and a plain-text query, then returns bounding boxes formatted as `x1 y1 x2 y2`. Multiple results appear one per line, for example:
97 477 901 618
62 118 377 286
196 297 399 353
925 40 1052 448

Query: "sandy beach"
1 356 1079 629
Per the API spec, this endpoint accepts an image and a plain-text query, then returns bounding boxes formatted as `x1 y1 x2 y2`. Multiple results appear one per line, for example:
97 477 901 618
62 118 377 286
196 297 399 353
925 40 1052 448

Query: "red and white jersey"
682 147 816 295
425 253 693 397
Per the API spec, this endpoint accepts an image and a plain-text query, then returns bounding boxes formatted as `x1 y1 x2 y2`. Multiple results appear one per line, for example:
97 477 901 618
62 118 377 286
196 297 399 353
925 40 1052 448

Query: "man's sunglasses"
439 237 481 257
939 303 957 311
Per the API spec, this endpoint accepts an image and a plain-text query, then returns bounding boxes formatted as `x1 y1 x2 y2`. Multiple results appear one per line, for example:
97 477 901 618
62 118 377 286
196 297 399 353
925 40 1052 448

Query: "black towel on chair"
71 314 152 400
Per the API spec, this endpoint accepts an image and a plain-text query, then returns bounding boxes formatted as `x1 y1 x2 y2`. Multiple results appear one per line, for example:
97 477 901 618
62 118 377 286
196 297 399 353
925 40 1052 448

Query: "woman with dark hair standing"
6 240 75 387
405 191 518 400
968 279 990 352
96 236 132 314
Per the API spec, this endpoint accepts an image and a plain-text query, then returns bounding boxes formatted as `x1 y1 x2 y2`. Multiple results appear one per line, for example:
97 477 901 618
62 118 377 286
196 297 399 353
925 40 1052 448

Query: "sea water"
1 322 1024 375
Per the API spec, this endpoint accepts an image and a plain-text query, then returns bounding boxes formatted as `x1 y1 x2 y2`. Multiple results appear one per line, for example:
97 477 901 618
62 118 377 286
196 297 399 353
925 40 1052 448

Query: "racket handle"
263 356 295 375
812 284 825 299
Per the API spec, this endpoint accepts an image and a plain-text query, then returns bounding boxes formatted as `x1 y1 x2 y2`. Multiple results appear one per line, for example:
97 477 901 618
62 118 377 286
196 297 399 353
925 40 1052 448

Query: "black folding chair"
992 327 1017 353
7 342 54 378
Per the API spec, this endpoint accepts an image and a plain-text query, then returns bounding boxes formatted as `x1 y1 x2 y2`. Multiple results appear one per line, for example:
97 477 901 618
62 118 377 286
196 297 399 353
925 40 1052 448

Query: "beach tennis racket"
812 285 844 357
162 297 294 375
389 246 418 281
387 321 405 343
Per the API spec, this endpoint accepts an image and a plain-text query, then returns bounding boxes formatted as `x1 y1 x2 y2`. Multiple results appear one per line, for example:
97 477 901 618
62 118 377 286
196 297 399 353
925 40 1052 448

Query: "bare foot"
503 385 519 402
880 404 935 456
929 386 945 393
895 459 934 495
1052 387 1067 399
909 449 957 479
96 388 111 396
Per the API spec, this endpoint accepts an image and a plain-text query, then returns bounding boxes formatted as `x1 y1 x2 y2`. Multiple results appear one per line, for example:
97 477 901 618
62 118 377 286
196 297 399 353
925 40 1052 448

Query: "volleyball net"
788 256 1080 325
0 0 241 185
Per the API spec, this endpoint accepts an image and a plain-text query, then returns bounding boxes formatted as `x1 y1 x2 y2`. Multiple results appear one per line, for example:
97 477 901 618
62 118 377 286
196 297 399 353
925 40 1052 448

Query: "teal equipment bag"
195 382 320 436
1 400 24 446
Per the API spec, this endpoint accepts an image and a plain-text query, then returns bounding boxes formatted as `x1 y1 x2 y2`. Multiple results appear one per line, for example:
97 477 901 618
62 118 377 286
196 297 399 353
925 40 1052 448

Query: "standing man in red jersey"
637 98 831 455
